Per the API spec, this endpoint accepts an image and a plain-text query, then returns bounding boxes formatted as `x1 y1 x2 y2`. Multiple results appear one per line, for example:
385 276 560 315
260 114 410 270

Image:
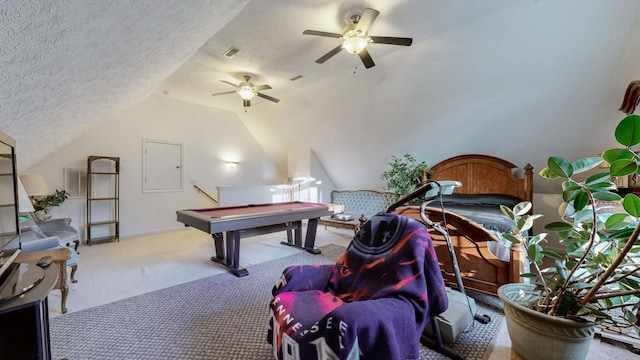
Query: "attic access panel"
143 139 183 192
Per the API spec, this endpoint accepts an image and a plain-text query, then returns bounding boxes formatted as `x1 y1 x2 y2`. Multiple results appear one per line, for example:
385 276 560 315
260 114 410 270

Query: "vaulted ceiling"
2 0 640 193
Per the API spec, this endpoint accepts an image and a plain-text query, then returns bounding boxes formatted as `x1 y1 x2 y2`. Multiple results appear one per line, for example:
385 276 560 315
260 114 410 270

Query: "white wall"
532 193 564 253
24 95 285 239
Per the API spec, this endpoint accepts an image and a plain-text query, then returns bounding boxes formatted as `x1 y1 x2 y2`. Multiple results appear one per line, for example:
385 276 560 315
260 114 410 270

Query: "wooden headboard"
430 154 533 203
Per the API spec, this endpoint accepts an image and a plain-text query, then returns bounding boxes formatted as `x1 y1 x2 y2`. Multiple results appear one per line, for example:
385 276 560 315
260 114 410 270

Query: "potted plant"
33 189 69 221
498 114 640 360
380 153 433 198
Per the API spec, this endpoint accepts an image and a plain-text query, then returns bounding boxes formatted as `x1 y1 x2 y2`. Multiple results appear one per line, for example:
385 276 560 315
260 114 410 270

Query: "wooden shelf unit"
86 156 120 245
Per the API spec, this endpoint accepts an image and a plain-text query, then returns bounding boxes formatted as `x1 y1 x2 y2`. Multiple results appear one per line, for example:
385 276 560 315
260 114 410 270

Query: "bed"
392 154 534 296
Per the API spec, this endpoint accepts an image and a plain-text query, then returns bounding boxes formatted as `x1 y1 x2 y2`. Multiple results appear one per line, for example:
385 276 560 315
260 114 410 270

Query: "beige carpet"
50 226 639 359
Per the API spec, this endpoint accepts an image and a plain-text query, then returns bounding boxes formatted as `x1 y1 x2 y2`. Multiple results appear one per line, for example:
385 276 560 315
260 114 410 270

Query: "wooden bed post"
524 163 534 204
619 80 640 115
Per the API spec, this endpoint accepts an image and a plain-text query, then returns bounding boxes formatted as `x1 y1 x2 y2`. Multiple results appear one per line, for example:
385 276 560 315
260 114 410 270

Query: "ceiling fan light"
237 87 256 100
342 35 369 54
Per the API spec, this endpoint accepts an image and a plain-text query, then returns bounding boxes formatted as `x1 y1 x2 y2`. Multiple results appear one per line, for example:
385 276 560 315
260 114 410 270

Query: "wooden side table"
318 214 368 234
16 248 71 313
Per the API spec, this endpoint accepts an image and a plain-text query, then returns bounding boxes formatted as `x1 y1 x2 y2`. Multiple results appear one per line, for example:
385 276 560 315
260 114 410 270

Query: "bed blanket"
267 213 448 360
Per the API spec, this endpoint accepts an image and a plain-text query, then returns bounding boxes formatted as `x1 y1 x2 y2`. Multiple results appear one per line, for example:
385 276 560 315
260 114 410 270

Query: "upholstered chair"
22 212 80 252
18 224 79 314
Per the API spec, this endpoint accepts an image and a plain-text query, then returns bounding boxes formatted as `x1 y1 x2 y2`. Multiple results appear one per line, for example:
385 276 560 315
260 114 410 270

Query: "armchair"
22 212 80 252
267 213 450 360
18 224 79 314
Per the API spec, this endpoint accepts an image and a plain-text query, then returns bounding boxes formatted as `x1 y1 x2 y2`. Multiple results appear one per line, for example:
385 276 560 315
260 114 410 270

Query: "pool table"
176 201 333 277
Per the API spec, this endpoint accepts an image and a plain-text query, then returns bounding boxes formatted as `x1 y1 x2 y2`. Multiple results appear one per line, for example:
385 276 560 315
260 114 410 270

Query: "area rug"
50 244 504 359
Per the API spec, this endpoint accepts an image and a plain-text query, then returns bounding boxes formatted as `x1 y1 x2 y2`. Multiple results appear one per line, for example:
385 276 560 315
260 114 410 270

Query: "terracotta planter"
498 283 595 360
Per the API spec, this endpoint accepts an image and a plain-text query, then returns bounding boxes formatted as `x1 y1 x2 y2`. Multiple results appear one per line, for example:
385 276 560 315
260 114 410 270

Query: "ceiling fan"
211 75 280 107
303 8 412 69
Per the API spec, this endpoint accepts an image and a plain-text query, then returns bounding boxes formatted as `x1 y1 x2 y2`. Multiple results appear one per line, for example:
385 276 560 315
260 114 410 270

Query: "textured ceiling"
0 0 248 170
2 1 640 193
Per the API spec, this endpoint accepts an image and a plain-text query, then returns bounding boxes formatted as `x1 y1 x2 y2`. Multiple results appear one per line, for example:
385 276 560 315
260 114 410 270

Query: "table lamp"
17 178 35 214
19 174 50 210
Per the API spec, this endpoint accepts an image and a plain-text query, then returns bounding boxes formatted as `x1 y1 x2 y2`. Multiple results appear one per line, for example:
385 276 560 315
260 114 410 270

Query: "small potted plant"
33 189 70 221
380 153 433 198
498 114 640 360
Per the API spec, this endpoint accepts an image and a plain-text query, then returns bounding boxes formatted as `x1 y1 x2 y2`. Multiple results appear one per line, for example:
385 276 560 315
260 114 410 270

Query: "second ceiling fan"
211 75 280 107
303 8 412 69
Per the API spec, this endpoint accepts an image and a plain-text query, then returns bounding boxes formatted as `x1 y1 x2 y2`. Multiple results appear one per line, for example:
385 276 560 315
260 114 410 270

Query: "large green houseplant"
499 114 640 359
380 153 432 197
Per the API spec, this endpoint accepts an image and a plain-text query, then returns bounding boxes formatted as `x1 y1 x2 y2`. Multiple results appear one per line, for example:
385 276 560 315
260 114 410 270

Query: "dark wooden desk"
176 201 333 277
0 261 58 360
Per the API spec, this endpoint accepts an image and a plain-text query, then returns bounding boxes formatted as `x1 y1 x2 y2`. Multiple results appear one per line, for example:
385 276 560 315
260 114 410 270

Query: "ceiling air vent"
290 75 303 81
223 47 240 58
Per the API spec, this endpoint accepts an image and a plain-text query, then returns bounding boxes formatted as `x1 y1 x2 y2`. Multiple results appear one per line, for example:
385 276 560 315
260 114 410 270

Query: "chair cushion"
20 217 48 239
45 231 77 244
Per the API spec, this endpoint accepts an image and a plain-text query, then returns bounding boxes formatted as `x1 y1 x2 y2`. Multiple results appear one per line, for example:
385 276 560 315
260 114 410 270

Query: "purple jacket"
268 213 448 360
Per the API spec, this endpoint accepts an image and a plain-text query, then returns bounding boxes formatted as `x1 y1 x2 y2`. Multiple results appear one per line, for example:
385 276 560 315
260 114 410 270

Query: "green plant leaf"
602 148 634 164
500 205 515 219
584 172 611 186
562 181 581 191
572 157 604 174
528 233 547 245
527 243 544 263
513 201 532 216
541 250 563 260
605 213 631 229
615 114 640 147
501 233 520 244
622 194 640 217
539 167 559 179
591 191 622 202
554 260 569 280
545 221 573 231
517 216 534 233
547 156 573 178
562 188 582 202
609 158 638 177
572 207 593 224
573 191 589 211
519 273 538 278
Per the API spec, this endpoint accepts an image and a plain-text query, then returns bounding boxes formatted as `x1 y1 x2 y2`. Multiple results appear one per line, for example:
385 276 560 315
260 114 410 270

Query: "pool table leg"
304 218 321 254
280 220 321 254
212 233 225 261
210 231 249 277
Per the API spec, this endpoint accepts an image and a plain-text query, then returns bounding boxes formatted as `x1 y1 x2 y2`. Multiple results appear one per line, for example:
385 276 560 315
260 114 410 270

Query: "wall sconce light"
226 162 238 170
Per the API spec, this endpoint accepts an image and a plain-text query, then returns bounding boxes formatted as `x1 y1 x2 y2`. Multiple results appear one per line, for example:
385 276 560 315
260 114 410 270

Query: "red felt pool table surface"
189 201 329 219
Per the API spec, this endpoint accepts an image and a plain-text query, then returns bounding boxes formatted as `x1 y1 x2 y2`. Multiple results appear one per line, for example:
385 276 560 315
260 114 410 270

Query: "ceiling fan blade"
220 80 239 88
355 8 380 33
256 92 280 103
316 44 344 64
358 48 375 69
252 84 272 91
370 36 413 46
243 99 251 107
303 30 342 38
211 91 237 97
